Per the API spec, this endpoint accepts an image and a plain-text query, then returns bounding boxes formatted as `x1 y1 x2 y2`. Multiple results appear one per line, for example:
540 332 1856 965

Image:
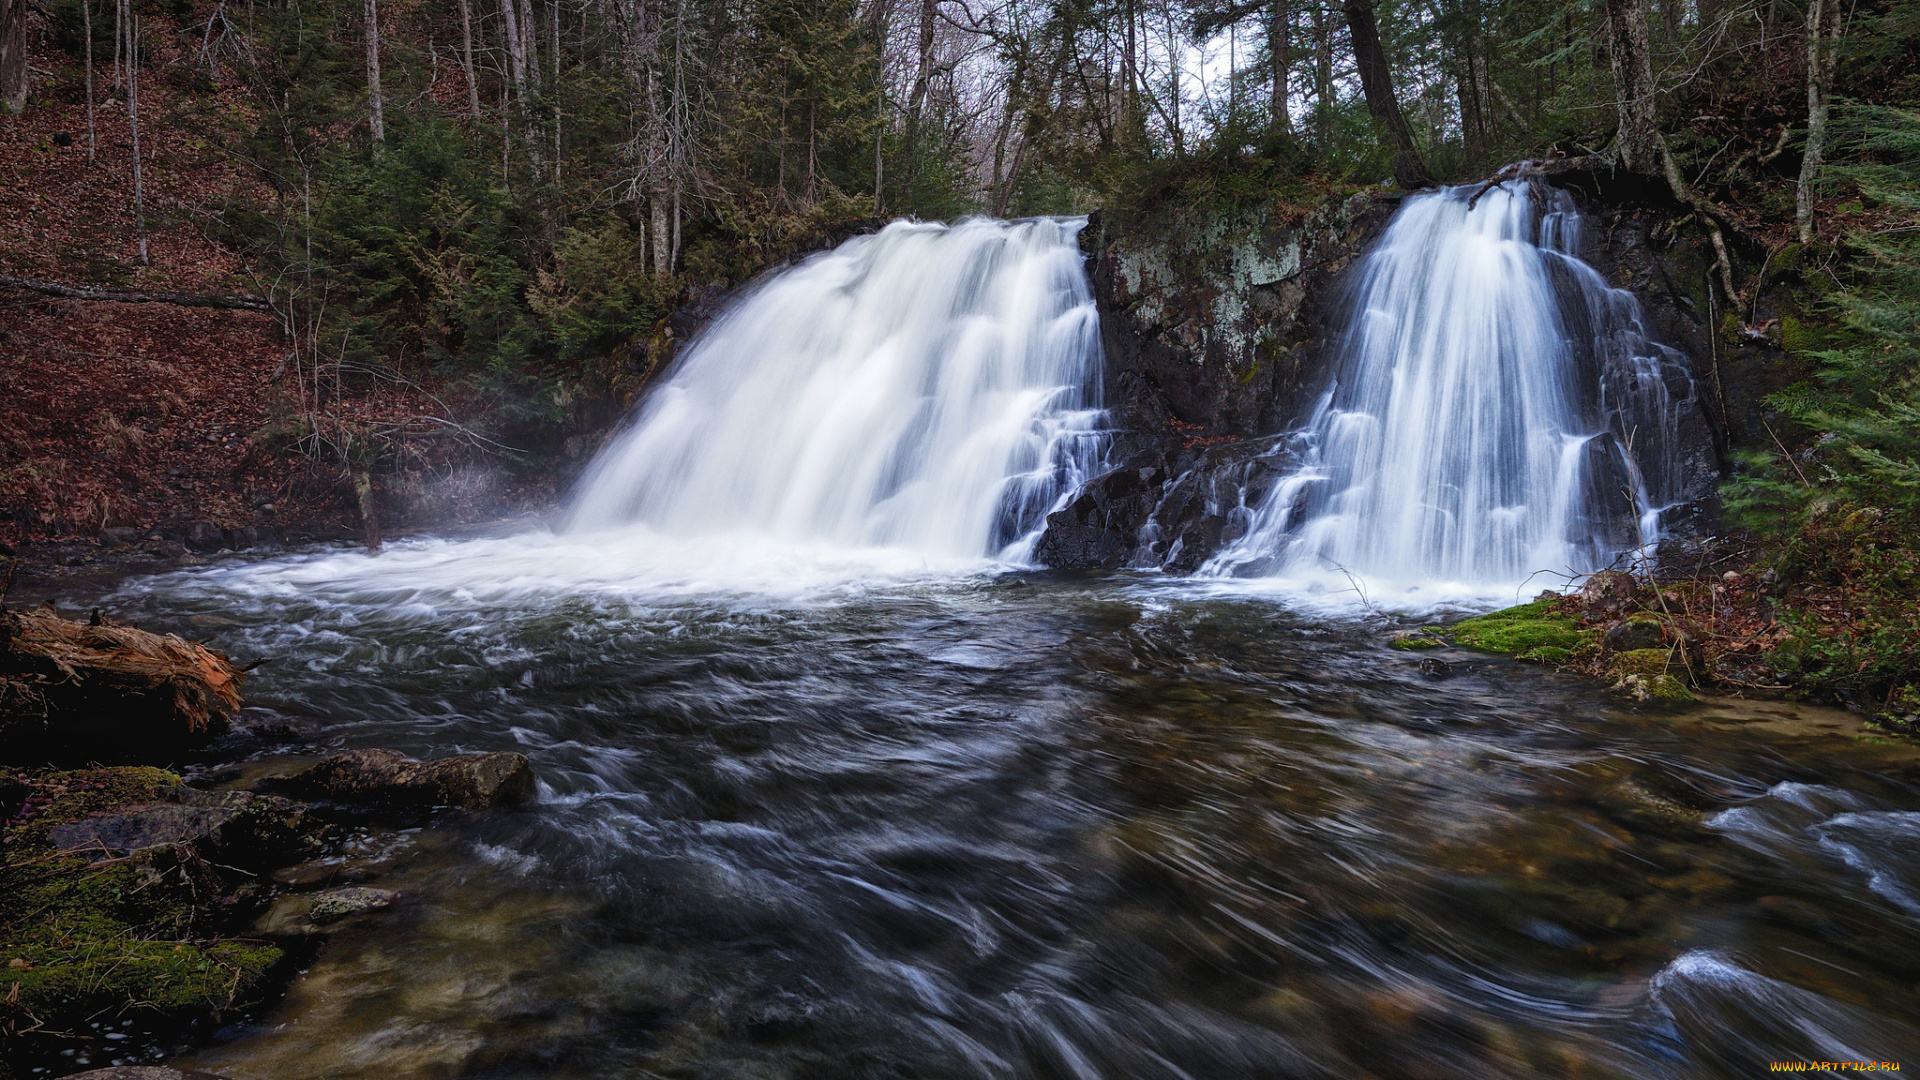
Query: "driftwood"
0 606 244 762
0 273 272 312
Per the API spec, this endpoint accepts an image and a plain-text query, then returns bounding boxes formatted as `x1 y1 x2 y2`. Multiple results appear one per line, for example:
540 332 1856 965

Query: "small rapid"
1204 181 1696 598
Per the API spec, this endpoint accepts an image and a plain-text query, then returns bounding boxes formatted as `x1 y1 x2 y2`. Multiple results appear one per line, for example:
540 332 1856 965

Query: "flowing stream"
71 211 1920 1078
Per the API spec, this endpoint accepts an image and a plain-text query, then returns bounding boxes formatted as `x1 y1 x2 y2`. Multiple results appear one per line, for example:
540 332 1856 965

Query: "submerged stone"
274 748 535 810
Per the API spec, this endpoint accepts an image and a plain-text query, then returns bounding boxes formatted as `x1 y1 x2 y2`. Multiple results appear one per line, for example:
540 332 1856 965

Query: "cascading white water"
566 217 1106 561
1203 180 1695 595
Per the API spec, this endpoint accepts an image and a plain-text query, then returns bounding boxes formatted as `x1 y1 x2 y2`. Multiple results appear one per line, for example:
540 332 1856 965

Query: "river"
85 534 1920 1079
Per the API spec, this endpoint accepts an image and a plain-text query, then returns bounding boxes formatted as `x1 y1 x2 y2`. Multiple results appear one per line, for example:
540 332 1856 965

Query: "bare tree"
1796 0 1845 242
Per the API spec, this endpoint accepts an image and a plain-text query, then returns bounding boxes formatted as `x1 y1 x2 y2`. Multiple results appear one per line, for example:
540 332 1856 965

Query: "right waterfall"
1204 179 1698 592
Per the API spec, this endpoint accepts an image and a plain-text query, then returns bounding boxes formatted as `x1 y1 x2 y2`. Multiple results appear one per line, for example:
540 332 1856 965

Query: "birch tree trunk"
364 0 386 150
458 0 482 116
123 0 148 264
1796 0 1843 243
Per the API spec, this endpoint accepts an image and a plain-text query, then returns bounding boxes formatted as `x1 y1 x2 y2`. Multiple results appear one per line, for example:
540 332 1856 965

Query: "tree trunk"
458 0 481 116
500 0 527 95
1796 0 1843 243
124 0 148 264
1267 0 1290 136
0 0 26 115
364 0 386 150
905 0 936 164
1164 3 1181 151
84 0 97 160
1312 3 1333 150
1342 0 1426 186
1601 0 1663 178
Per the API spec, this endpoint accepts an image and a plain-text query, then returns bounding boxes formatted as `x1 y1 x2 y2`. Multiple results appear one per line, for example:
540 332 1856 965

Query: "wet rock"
1580 570 1642 616
1418 657 1451 678
99 526 144 549
1032 462 1165 569
1602 617 1665 652
310 886 399 922
273 748 535 809
185 521 227 553
49 803 239 857
46 787 322 866
256 886 399 935
61 1060 234 1068
63 1069 234 1080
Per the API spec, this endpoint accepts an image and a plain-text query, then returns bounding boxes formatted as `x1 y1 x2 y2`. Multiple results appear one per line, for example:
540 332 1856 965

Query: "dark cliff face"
1035 183 1732 574
1034 192 1401 571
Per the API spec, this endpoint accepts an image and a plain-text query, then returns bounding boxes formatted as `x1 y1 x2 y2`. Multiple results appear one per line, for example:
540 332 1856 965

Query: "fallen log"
0 606 243 762
0 273 272 312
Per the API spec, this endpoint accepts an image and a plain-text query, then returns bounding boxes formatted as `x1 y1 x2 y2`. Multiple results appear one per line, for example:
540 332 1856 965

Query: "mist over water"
1206 182 1696 604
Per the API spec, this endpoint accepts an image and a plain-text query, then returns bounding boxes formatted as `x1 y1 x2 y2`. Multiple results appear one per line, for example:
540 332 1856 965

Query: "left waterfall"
565 217 1106 561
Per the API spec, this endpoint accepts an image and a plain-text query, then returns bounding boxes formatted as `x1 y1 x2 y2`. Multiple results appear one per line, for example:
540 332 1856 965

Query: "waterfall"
566 217 1107 561
1203 180 1696 594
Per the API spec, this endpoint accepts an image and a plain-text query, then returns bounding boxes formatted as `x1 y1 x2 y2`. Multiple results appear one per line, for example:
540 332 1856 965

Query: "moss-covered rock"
0 769 299 1065
1387 632 1444 650
1608 648 1678 678
1449 600 1592 660
1611 672 1694 702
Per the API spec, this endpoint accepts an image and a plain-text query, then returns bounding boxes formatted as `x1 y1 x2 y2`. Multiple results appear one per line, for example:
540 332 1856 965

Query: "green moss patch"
1449 600 1592 660
1 768 286 1058
1608 648 1678 678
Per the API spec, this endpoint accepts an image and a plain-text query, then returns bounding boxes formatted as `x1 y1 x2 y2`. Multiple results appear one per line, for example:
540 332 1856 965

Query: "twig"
1763 420 1815 490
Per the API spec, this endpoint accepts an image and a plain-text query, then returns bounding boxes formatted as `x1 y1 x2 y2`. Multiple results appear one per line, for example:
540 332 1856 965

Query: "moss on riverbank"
0 768 288 1064
1448 600 1595 662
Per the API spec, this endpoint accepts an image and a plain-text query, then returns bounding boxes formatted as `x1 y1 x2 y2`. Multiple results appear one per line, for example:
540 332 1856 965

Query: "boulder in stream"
272 748 535 809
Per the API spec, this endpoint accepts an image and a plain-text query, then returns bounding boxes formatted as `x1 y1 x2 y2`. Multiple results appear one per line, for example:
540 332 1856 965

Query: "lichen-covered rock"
274 748 535 809
309 886 399 923
1611 672 1694 702
255 886 400 935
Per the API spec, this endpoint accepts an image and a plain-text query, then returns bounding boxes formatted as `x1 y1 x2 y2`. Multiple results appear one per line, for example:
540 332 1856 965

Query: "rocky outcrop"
1085 190 1397 449
1038 180 1731 574
1035 190 1398 570
271 748 536 810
